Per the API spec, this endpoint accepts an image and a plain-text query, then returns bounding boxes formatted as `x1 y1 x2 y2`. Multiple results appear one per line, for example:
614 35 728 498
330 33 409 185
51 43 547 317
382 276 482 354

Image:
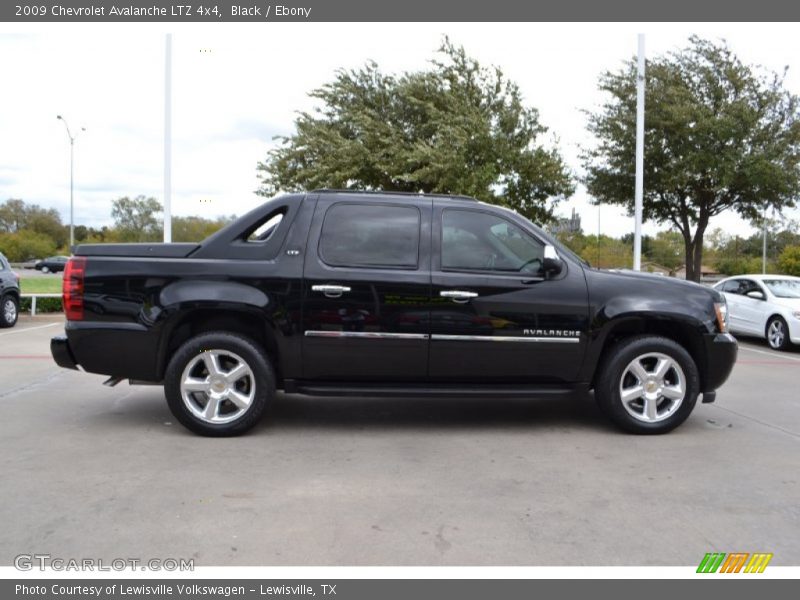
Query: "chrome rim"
180 349 255 424
618 352 686 423
768 320 785 349
3 299 16 323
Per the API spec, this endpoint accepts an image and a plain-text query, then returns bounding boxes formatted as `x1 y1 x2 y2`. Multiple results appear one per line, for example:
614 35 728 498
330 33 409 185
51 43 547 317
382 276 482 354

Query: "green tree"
646 230 685 270
777 245 800 276
111 196 163 242
0 198 67 247
26 206 67 248
583 36 800 281
258 39 574 224
0 199 27 232
578 234 633 269
172 215 234 242
0 230 57 262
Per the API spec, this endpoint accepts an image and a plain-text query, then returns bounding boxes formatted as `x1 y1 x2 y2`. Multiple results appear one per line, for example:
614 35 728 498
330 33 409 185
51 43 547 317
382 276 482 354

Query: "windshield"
763 279 800 299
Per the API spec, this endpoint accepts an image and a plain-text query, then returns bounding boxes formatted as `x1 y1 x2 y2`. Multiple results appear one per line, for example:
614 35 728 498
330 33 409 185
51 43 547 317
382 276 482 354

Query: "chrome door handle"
312 284 351 298
440 290 478 303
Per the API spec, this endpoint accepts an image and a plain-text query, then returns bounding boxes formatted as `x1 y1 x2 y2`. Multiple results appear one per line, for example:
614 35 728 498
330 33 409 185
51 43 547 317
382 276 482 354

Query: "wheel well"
592 318 705 388
162 310 281 384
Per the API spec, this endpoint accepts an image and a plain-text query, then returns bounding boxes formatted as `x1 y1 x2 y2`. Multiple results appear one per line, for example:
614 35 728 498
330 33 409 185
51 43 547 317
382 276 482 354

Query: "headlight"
714 301 729 333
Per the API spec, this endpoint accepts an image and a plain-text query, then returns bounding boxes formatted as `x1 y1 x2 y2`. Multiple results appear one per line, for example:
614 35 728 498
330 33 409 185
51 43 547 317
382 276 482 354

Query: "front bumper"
51 335 78 370
701 332 738 393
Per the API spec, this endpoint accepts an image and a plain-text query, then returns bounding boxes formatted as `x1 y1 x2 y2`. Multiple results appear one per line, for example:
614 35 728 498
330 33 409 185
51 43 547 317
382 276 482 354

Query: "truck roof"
311 189 478 202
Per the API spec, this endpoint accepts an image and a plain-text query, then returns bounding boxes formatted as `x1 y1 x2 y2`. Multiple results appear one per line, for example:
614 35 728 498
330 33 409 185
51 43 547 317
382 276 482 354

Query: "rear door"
301 196 431 381
428 204 589 384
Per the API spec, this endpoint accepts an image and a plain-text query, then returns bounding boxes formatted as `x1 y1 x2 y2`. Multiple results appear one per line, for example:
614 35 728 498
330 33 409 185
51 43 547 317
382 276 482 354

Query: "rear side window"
319 203 420 269
246 208 286 242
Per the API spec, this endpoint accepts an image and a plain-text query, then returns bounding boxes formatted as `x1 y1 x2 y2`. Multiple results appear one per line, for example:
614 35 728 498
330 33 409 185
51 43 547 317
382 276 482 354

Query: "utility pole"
164 33 172 243
56 115 86 251
762 203 768 274
633 33 646 271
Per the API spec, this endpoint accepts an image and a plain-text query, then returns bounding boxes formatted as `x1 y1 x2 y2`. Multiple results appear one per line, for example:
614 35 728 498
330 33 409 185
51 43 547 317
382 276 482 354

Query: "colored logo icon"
697 552 773 573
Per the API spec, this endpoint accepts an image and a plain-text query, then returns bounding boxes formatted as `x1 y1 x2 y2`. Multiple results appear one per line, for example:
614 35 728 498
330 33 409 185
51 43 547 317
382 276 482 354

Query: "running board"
283 380 588 399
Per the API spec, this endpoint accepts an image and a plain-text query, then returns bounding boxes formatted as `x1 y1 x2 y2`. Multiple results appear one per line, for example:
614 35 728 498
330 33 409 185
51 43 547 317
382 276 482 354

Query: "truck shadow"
252 391 611 433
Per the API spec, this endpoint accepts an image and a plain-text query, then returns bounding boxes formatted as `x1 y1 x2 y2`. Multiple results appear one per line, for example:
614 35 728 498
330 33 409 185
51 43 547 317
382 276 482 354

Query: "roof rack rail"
311 188 478 202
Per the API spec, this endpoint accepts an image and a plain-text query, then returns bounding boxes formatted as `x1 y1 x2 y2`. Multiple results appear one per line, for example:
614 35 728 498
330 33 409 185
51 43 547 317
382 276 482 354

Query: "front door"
428 206 589 383
302 198 431 381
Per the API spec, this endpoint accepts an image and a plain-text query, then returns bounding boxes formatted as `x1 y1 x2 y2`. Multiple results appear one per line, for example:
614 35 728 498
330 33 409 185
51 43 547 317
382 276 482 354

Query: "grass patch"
20 277 63 294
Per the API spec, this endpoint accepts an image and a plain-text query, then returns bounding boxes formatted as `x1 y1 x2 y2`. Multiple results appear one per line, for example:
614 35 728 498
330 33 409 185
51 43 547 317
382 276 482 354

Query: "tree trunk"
682 234 697 281
693 240 704 282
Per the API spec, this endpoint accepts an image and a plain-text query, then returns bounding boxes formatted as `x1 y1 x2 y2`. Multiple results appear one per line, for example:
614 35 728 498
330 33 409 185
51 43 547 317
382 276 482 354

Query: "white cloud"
1 22 799 237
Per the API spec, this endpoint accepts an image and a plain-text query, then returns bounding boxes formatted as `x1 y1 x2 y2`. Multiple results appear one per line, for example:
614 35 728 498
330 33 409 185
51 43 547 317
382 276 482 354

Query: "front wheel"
595 336 700 434
164 332 274 436
766 316 791 351
41 265 50 273
1 295 18 328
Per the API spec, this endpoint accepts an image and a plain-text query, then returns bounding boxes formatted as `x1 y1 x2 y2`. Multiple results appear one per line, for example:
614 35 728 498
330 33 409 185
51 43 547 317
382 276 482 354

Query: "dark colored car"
35 255 70 273
0 252 21 328
50 191 737 436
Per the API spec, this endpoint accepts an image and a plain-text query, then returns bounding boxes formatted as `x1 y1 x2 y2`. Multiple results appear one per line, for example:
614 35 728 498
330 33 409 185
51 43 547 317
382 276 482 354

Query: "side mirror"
543 244 564 277
746 290 765 300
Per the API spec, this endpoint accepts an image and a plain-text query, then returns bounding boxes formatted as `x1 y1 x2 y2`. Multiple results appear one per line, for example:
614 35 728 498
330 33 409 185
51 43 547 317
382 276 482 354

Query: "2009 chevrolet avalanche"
51 190 737 436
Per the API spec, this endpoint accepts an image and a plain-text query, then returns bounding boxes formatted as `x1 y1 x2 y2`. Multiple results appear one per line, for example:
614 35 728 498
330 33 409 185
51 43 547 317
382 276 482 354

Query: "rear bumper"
50 335 78 370
701 332 738 393
52 321 161 381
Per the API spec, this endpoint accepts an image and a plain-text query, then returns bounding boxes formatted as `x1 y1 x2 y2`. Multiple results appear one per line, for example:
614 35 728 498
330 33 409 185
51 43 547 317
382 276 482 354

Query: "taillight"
63 257 87 321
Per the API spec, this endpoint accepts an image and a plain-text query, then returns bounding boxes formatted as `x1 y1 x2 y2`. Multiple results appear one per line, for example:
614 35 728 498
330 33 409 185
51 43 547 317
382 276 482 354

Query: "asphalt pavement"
0 315 798 566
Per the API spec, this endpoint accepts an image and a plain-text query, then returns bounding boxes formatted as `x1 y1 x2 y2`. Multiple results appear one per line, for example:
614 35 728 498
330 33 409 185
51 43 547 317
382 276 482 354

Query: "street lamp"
56 115 86 251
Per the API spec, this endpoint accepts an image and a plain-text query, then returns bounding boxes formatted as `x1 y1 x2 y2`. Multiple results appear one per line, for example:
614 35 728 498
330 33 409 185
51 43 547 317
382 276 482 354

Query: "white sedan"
714 274 800 351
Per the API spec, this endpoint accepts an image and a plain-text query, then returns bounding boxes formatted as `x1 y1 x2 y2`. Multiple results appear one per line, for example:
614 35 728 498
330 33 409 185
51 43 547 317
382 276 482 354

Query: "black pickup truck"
51 190 737 436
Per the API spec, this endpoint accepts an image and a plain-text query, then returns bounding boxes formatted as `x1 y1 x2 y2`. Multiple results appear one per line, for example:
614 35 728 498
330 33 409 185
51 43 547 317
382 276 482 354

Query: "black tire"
766 316 791 351
41 265 50 273
164 332 274 436
1 295 19 328
595 335 700 434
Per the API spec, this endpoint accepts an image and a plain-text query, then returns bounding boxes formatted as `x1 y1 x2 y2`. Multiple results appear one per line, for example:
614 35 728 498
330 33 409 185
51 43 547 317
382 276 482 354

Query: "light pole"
56 115 86 251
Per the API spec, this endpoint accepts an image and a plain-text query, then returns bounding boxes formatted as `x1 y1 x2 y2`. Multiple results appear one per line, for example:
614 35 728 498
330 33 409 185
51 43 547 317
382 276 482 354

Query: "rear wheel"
766 316 791 351
1 295 18 328
595 336 700 434
164 332 274 436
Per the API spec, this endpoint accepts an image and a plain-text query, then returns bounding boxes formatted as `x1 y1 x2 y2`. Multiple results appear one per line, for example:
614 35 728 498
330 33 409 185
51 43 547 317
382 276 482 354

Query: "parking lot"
1 315 798 566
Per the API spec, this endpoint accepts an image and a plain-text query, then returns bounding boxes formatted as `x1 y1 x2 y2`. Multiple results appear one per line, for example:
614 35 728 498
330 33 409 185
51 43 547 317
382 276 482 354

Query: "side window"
738 279 758 295
720 280 740 293
441 209 544 274
319 203 420 269
246 207 286 242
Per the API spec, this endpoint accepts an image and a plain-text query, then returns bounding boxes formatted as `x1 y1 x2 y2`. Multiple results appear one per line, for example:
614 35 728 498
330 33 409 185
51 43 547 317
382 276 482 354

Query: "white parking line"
0 322 60 337
738 343 800 363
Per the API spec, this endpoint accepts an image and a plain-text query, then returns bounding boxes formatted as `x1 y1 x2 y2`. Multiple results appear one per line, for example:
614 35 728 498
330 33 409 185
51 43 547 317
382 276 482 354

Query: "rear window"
319 203 420 269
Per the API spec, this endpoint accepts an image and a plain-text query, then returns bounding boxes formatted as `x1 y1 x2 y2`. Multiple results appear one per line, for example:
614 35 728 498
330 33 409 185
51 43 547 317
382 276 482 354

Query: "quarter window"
319 203 420 268
441 210 544 274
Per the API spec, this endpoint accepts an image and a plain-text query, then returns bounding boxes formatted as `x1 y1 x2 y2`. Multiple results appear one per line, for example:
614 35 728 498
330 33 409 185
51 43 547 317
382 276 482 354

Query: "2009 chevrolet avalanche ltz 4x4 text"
51 191 737 436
